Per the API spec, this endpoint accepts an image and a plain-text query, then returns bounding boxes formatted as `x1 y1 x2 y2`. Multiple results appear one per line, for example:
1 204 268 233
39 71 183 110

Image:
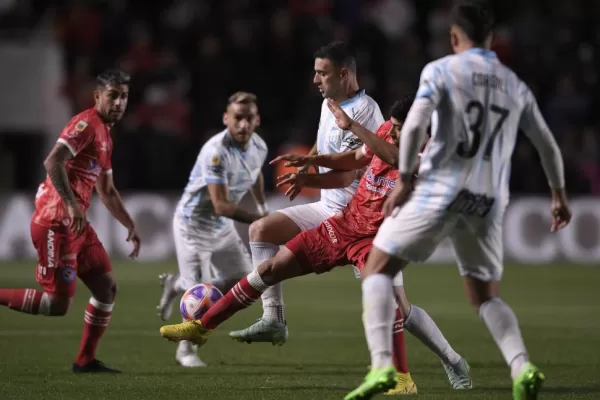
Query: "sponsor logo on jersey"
342 136 362 149
323 220 338 244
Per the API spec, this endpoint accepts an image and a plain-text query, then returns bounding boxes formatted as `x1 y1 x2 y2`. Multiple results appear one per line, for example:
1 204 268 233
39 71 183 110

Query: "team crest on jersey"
60 265 76 282
75 121 88 132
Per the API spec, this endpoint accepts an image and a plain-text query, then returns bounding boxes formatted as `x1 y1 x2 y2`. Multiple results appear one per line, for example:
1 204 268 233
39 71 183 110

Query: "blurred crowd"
1 0 599 195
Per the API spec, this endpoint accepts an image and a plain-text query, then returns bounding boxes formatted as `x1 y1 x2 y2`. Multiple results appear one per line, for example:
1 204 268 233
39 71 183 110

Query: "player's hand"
550 189 572 232
296 164 318 174
127 226 141 260
270 153 311 168
276 173 305 201
326 98 352 130
383 179 412 218
67 203 87 237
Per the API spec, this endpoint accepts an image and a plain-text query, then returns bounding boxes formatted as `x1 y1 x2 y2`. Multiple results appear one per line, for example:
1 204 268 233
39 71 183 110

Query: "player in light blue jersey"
157 92 269 367
346 2 573 400
228 41 387 345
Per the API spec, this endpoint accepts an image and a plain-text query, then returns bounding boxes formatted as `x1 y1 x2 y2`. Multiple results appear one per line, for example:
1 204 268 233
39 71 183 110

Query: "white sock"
250 241 285 324
479 297 529 380
362 274 395 369
404 304 462 365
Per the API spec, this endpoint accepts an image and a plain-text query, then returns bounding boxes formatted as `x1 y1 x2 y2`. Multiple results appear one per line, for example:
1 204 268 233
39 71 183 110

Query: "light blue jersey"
176 130 268 236
316 90 385 211
410 48 559 219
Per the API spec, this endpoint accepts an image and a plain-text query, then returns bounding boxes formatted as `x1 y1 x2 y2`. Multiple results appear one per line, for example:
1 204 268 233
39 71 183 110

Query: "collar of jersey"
340 89 366 107
464 48 497 59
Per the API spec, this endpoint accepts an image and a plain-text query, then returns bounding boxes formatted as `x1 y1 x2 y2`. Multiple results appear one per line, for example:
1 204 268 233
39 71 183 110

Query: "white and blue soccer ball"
180 283 224 321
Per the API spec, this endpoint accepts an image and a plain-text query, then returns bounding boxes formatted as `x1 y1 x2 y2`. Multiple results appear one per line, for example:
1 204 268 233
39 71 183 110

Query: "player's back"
316 90 385 212
415 49 529 218
176 130 267 236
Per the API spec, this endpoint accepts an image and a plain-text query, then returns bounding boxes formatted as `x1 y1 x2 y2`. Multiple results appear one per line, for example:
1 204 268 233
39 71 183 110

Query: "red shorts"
285 214 374 274
30 220 112 297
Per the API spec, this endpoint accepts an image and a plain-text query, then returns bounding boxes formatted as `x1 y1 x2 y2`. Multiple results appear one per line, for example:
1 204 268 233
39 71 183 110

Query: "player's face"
389 117 403 147
223 103 259 146
313 57 343 99
95 84 129 124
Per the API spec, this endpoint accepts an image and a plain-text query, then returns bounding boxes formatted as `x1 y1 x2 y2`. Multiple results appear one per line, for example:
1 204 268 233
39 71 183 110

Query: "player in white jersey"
345 2 573 400
227 41 385 344
156 92 269 367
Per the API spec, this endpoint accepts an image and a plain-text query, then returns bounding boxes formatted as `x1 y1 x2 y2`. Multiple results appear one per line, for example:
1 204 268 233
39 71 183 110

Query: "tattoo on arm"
44 144 77 206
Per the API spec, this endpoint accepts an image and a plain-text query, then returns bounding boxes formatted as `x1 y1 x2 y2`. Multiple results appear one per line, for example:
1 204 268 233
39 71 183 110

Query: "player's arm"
208 184 263 224
43 143 78 207
204 149 262 224
399 63 442 183
327 99 399 166
95 172 136 232
277 170 359 200
271 148 370 172
248 171 268 216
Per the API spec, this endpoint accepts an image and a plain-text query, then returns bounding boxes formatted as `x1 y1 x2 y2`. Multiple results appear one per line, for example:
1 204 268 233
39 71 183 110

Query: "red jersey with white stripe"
33 108 113 228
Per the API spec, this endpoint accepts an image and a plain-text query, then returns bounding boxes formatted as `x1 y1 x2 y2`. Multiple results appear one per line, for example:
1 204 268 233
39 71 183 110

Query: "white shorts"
373 204 503 282
278 201 404 285
276 201 336 231
173 216 253 290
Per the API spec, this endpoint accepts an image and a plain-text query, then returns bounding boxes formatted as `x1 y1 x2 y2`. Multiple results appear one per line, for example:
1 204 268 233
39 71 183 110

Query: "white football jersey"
316 90 385 211
176 130 268 236
412 48 552 218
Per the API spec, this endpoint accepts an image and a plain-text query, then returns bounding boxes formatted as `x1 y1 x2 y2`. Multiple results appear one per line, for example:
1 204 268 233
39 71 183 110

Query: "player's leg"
450 222 543 399
159 246 310 346
346 208 447 400
392 275 472 390
160 219 341 346
0 221 75 316
157 216 208 321
239 202 331 342
74 227 120 373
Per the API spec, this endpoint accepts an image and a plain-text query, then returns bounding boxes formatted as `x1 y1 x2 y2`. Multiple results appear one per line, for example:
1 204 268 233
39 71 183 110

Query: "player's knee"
48 295 74 316
249 218 270 242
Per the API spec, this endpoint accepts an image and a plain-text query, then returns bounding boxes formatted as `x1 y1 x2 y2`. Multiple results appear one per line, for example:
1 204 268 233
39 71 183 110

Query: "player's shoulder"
375 120 393 137
249 132 268 153
354 91 380 111
421 55 454 77
64 108 100 132
200 130 230 157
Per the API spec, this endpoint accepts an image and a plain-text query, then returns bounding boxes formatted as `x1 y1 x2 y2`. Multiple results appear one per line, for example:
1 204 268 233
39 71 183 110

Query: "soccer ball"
180 283 223 321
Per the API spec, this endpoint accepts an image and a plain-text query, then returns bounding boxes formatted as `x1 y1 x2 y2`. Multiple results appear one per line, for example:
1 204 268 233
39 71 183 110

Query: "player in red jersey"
161 95 472 392
0 69 140 373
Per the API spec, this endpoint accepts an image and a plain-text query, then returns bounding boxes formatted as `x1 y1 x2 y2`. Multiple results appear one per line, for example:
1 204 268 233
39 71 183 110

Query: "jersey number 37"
456 100 509 160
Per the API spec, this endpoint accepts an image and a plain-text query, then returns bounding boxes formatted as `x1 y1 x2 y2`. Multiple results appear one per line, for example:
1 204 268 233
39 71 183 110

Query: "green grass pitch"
0 261 599 399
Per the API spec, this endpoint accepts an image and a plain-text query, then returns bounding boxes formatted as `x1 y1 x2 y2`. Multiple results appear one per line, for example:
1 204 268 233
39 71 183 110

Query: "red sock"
0 288 49 315
75 297 113 366
392 308 409 373
201 276 263 329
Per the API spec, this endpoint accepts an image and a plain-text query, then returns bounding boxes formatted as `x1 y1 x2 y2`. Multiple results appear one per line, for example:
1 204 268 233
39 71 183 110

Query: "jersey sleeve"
57 119 95 156
415 61 445 106
518 84 565 189
361 121 392 159
341 100 384 152
202 146 229 185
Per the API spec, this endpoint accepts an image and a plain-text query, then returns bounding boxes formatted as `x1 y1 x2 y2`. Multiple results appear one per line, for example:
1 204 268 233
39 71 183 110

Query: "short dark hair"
389 95 415 122
450 0 495 45
227 91 258 106
314 41 357 73
96 69 131 89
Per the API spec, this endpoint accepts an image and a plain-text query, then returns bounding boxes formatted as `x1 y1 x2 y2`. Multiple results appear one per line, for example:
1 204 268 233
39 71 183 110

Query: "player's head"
449 0 495 53
313 41 357 99
94 68 131 124
388 95 415 146
223 91 260 147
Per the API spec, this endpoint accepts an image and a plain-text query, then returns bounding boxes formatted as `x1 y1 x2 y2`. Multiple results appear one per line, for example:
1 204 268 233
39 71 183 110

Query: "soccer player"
345 2 572 400
229 40 384 345
156 92 269 367
0 69 140 373
160 96 472 394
